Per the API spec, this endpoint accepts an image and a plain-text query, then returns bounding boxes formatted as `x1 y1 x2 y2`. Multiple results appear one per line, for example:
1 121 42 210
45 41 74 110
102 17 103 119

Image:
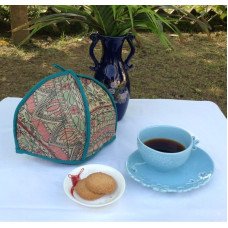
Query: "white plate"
63 164 126 207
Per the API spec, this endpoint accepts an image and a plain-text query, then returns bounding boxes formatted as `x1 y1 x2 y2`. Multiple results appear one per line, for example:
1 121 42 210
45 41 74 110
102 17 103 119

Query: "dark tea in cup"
144 138 185 153
137 125 199 170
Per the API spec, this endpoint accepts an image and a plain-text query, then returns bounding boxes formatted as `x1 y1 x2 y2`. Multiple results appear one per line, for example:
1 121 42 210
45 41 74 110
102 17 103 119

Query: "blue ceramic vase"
89 33 135 121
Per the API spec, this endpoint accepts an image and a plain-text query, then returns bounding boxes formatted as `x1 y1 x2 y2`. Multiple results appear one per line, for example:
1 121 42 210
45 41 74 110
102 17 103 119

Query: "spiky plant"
13 5 182 48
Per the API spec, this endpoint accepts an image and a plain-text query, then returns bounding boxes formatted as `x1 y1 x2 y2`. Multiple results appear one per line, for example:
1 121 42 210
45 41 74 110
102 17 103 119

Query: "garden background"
0 5 226 115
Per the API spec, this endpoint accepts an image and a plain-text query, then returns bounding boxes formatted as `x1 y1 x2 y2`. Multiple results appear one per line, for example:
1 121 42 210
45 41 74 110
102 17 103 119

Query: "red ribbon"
68 168 84 197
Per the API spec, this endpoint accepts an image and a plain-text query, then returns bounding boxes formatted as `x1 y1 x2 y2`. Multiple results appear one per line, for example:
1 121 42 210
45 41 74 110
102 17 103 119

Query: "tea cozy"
13 64 117 164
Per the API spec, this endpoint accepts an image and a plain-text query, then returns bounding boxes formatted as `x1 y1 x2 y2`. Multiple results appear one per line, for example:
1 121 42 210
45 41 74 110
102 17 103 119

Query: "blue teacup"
137 125 199 171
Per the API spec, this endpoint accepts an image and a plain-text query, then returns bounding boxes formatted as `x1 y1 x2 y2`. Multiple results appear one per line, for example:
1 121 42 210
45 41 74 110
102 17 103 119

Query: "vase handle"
89 33 100 71
124 34 135 71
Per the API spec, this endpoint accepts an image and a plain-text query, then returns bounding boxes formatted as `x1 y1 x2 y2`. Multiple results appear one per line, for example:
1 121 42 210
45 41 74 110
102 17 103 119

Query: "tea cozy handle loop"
52 64 67 72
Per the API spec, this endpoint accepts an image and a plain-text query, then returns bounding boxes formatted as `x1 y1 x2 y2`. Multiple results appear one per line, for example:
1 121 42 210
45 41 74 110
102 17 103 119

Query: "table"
0 97 226 221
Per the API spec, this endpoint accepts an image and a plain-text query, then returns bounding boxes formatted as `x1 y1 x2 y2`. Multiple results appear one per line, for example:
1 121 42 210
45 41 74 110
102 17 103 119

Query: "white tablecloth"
0 97 226 221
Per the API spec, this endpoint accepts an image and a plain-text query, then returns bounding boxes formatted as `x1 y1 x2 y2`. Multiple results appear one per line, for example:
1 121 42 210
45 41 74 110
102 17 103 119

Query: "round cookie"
74 178 104 200
85 172 117 194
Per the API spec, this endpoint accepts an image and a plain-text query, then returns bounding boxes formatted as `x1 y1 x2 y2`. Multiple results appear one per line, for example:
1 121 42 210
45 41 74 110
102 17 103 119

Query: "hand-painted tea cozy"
13 64 117 164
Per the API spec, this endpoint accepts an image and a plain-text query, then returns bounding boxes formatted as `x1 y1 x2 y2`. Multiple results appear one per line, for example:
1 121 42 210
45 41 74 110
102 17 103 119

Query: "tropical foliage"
12 5 215 47
13 5 181 48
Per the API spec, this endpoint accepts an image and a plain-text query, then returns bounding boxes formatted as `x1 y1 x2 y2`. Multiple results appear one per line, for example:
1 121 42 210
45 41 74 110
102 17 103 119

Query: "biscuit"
85 172 117 194
74 178 104 200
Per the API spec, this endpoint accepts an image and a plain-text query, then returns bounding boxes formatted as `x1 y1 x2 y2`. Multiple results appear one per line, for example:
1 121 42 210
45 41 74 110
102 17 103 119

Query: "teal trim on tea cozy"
77 73 118 132
51 64 117 131
67 69 91 161
13 69 70 156
13 64 117 164
15 135 116 165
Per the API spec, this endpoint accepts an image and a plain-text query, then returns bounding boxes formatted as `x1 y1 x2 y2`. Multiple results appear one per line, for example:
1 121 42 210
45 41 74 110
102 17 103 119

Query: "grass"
0 32 226 116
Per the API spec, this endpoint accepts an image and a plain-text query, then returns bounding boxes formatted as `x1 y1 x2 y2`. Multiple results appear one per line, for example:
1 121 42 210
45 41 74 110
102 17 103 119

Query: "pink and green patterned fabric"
14 69 117 164
80 78 116 157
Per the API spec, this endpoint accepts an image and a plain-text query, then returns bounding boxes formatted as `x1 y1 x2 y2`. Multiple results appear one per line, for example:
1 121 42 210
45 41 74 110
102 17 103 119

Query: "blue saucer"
126 148 214 193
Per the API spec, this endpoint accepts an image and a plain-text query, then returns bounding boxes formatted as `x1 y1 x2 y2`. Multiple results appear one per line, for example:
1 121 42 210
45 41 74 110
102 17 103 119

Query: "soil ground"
0 32 226 115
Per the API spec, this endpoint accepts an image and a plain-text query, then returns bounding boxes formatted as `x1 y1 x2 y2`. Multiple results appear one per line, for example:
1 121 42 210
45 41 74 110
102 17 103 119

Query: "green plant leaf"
13 5 210 49
127 5 134 29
